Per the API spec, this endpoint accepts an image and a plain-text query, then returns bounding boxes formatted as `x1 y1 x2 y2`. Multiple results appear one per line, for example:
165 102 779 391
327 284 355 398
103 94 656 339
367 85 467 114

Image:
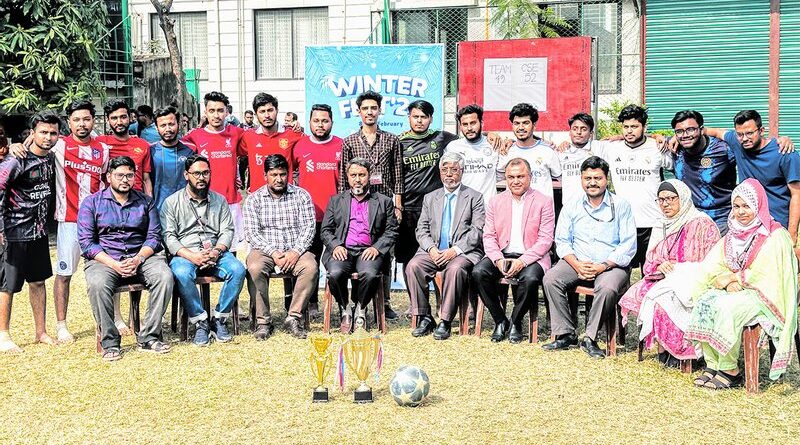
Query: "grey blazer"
415 184 485 265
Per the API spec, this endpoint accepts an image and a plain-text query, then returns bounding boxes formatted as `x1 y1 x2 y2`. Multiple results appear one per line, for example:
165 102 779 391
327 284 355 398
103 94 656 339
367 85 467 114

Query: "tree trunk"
149 0 196 122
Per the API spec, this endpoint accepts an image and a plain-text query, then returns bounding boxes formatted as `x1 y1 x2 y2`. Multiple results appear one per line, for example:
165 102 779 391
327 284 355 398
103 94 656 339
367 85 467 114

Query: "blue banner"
305 44 445 138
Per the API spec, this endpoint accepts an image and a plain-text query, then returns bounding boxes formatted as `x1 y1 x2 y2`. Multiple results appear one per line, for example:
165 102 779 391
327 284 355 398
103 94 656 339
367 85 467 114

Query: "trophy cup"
340 327 383 403
308 333 335 403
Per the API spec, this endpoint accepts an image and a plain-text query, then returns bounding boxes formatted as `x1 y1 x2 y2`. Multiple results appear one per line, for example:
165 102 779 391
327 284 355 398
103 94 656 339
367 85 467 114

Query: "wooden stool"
574 285 624 357
410 272 470 336
96 282 145 353
474 278 539 343
741 325 800 394
323 273 387 334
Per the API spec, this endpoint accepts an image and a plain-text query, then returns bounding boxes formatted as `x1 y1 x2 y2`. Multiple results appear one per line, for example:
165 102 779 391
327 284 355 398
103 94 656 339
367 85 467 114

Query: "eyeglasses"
655 196 679 205
439 167 462 174
112 173 135 181
735 129 762 139
188 170 211 179
674 127 700 137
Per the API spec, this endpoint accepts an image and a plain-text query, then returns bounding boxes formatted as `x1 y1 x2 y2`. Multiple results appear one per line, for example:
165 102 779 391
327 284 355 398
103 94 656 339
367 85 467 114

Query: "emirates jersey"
53 136 110 222
293 135 343 222
182 125 245 204
240 125 303 192
95 134 152 191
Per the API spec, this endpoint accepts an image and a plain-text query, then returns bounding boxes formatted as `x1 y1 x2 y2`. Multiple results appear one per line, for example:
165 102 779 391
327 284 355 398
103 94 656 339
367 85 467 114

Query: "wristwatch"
137 255 146 264
601 261 612 271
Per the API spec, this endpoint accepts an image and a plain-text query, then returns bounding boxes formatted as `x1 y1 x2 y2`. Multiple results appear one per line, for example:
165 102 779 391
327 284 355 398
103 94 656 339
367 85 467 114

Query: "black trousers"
472 255 544 326
325 248 384 308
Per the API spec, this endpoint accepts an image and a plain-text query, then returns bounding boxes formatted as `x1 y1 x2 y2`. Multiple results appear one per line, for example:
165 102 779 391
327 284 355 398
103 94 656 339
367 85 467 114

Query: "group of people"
0 89 798 390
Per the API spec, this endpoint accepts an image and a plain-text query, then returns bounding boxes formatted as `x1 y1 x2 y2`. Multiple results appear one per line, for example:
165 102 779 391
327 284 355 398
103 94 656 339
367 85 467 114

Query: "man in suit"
473 158 555 343
405 152 485 340
321 157 398 333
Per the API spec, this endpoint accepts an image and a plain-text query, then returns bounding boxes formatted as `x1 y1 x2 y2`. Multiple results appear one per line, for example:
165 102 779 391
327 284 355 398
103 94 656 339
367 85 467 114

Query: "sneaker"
212 318 232 343
193 320 210 346
253 324 274 341
139 340 171 354
283 316 308 339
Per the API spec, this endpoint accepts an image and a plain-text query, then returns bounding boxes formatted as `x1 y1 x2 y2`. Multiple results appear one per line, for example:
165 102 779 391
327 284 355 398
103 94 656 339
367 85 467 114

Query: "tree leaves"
0 0 108 114
488 0 572 40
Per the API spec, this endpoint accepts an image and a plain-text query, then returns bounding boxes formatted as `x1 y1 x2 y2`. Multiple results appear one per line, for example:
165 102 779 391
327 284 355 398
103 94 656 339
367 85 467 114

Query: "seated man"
321 157 398 333
77 156 173 361
473 158 555 344
243 154 317 340
542 156 637 358
406 152 485 340
161 154 246 346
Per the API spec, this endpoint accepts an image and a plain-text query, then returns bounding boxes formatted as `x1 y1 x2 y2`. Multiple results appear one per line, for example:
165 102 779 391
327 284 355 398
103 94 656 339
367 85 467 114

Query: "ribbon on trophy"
336 345 345 391
374 341 383 384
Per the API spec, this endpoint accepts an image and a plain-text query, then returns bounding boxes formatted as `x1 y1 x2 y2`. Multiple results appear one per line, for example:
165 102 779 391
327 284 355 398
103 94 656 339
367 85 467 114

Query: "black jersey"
0 151 55 241
399 130 458 209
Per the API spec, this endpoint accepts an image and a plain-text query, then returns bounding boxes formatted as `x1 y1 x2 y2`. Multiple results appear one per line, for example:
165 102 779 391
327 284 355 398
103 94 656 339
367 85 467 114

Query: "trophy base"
354 388 373 403
312 388 329 403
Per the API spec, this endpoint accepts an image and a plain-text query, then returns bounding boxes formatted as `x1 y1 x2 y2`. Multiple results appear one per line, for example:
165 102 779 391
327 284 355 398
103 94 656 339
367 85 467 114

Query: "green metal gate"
779 0 800 140
645 0 771 131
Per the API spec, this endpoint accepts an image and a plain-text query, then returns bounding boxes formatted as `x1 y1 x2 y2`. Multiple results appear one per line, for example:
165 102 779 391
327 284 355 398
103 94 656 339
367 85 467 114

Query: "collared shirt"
345 195 372 248
339 127 404 197
555 190 637 267
504 196 526 255
160 188 235 255
77 188 163 261
242 183 315 255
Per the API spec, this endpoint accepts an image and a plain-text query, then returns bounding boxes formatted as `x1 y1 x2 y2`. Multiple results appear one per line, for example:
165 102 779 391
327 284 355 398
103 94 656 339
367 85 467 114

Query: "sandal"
693 368 716 387
102 347 122 362
703 371 744 390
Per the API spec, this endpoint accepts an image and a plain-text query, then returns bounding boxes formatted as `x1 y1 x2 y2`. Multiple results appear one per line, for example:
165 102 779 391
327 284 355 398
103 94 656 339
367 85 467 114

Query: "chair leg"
568 291 579 328
170 292 179 333
130 291 142 335
96 325 103 354
584 295 593 330
231 300 240 336
433 274 443 320
474 299 485 337
323 281 332 334
201 284 211 319
606 310 617 357
180 297 189 342
637 340 644 362
680 359 692 374
743 325 761 394
617 305 626 346
529 288 539 343
458 288 469 336
374 276 387 334
250 294 256 331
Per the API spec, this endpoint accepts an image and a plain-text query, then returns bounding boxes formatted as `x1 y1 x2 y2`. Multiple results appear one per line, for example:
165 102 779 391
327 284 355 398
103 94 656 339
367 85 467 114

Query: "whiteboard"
483 57 548 112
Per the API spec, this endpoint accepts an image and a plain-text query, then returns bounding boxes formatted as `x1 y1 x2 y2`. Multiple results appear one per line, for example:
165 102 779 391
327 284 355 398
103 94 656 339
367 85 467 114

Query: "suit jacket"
320 191 398 264
415 184 485 265
483 188 554 270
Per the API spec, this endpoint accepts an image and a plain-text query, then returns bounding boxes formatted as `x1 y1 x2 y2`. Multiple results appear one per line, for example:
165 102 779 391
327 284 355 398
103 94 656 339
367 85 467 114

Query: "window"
392 8 467 96
554 1 622 94
150 12 208 80
255 8 329 79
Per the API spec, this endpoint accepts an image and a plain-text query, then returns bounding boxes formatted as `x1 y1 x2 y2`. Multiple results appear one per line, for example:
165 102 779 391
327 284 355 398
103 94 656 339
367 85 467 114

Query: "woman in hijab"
619 179 720 366
686 178 798 389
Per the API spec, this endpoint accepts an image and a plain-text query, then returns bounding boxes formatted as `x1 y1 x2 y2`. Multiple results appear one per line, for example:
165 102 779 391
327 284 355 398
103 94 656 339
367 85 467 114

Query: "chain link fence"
370 1 641 132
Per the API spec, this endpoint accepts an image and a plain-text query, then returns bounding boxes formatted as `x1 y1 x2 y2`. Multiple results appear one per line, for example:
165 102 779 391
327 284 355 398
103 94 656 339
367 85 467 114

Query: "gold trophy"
341 327 383 403
308 333 335 403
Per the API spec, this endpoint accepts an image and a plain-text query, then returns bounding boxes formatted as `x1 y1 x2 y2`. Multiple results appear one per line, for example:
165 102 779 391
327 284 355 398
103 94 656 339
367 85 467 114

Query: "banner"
305 45 445 138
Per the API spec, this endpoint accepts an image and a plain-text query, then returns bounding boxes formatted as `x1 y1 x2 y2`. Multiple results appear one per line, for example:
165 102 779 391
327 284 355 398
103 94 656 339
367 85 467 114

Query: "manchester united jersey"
240 125 303 192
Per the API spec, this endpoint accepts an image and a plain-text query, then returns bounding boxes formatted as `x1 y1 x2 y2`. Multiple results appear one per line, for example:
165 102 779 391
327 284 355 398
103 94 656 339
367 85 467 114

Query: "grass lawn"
1 250 800 444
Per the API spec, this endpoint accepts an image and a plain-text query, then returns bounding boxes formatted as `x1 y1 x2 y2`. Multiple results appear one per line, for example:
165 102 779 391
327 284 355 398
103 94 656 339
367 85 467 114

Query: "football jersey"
150 141 195 209
293 135 343 222
240 125 303 192
498 140 561 198
399 130 459 209
0 151 55 241
594 139 674 228
557 141 595 206
53 136 110 222
445 136 499 203
182 125 245 204
95 134 152 191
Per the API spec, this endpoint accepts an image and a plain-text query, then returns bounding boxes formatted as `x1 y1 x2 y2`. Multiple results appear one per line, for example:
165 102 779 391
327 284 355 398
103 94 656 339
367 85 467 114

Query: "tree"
489 0 571 39
0 0 108 113
149 0 195 119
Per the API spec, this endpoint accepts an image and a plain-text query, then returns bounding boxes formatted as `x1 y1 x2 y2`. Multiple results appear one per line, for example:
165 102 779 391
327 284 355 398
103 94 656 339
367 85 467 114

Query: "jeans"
170 252 246 323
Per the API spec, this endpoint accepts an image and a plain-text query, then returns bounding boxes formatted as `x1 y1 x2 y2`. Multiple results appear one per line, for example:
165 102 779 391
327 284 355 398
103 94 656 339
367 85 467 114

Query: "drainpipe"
639 0 646 105
215 0 223 89
238 0 245 116
769 0 780 137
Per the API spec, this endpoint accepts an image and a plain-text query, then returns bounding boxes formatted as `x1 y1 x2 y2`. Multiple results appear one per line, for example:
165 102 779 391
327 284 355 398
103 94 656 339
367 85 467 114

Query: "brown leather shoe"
284 316 308 339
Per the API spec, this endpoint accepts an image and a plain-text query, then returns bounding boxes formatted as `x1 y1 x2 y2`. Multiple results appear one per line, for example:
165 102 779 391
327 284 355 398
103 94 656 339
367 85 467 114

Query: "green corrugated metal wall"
645 0 771 131
779 0 800 140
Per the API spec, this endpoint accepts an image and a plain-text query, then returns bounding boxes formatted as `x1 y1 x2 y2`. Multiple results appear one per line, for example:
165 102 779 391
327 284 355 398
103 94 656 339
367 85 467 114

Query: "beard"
189 182 209 198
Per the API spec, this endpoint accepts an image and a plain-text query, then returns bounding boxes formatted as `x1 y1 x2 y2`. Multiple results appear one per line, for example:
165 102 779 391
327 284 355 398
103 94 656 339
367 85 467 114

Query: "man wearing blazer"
321 157 398 333
406 152 485 340
473 158 555 343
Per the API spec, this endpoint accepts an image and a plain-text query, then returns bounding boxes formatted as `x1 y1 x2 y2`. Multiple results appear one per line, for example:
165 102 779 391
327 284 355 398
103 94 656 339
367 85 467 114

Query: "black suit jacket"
320 191 399 264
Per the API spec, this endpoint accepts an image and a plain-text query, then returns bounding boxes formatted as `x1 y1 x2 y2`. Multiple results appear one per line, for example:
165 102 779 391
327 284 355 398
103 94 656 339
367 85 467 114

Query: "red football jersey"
95 134 152 191
182 125 245 204
240 126 303 192
53 135 110 222
293 135 343 222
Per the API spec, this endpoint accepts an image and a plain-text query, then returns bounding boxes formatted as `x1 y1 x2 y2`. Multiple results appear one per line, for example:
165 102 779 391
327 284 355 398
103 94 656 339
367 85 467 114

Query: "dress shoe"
340 310 353 335
384 303 399 321
508 323 524 344
307 302 320 320
542 333 578 351
253 324 274 341
490 319 510 342
580 336 605 359
433 320 452 340
412 315 436 337
284 316 308 339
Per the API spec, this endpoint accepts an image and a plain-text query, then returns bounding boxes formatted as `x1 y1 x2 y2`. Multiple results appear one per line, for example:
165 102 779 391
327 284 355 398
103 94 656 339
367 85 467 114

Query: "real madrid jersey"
557 142 594 206
445 136 499 203
498 140 561 198
593 138 673 228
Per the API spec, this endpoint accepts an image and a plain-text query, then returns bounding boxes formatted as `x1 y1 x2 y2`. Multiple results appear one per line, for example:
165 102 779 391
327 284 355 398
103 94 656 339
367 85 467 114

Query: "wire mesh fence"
370 1 642 130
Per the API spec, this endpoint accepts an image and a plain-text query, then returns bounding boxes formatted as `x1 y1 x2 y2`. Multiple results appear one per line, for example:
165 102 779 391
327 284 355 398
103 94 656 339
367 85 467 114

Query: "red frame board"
457 37 592 132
